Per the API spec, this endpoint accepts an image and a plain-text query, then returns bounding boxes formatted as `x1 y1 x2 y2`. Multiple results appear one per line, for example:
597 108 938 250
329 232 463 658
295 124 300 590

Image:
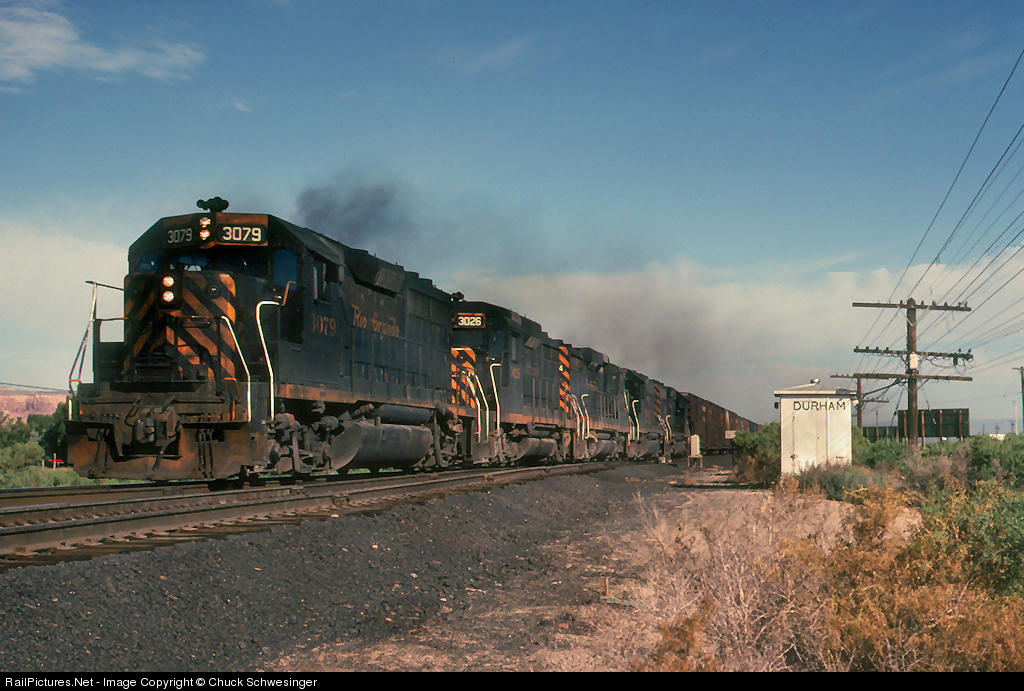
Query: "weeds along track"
0 462 619 568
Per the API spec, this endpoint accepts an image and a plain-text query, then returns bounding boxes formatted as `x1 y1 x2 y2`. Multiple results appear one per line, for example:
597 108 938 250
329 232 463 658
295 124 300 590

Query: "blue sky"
3 0 1024 428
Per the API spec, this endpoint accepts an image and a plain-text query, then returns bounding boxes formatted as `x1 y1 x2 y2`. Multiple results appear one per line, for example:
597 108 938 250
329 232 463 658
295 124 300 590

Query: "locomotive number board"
160 213 270 248
454 313 486 328
164 224 267 246
216 224 267 245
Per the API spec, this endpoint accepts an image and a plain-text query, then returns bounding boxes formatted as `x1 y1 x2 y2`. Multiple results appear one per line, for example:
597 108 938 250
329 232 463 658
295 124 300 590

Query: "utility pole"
1014 367 1024 435
830 374 889 427
852 298 972 451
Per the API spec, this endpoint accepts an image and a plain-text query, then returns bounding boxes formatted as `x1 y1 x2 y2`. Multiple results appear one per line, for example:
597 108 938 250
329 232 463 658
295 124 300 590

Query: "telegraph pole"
830 374 890 427
852 298 972 451
1014 367 1024 435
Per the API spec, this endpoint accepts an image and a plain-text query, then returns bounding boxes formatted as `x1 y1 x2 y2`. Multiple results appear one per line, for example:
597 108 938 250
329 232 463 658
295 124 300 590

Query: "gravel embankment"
1 463 690 672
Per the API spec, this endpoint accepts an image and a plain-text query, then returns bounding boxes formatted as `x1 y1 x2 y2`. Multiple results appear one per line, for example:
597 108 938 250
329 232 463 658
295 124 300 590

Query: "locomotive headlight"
161 275 175 288
198 228 211 241
161 290 176 303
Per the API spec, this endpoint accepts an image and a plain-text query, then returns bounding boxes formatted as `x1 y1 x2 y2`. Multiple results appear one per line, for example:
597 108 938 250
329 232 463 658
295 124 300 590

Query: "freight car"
684 393 758 454
66 198 756 480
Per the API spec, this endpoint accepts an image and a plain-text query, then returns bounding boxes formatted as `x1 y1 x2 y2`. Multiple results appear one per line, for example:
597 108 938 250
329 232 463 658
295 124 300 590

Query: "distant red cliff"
0 388 67 422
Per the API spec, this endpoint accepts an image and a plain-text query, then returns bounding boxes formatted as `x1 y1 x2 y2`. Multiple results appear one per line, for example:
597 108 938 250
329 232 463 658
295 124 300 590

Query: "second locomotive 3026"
66 197 757 481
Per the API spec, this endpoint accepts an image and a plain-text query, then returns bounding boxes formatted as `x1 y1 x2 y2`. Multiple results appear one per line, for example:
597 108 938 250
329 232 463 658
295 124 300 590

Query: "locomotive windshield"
131 248 268 275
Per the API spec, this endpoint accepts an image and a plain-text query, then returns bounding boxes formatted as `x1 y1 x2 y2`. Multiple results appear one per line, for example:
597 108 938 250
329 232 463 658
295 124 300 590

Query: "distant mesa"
0 387 66 421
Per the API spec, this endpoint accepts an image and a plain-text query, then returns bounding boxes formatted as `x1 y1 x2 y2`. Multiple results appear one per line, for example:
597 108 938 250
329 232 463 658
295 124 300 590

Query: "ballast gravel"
0 463 691 672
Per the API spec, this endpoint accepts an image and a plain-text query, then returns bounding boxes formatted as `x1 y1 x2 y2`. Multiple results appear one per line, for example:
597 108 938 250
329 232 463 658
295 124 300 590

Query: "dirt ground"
265 460 853 672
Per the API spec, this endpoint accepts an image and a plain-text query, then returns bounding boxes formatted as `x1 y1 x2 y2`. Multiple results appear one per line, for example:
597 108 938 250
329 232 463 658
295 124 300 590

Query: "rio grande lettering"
352 305 400 337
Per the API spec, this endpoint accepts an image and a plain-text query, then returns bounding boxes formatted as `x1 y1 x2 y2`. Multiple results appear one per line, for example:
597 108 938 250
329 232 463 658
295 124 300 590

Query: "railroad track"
0 462 619 567
0 481 213 509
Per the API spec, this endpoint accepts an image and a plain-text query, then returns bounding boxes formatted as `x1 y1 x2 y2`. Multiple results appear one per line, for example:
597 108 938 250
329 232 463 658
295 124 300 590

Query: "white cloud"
439 36 537 76
451 260 889 423
0 218 125 388
233 99 251 113
0 4 204 85
452 252 1024 425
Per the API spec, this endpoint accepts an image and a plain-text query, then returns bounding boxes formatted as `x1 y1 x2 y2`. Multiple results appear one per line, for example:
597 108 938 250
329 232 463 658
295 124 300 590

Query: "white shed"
773 380 856 475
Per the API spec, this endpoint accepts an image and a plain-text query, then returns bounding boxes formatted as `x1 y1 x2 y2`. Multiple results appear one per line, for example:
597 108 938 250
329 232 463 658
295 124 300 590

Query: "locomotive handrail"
69 283 98 393
489 363 502 433
623 393 634 441
219 316 252 422
85 280 124 292
470 371 490 438
462 372 484 441
256 300 281 420
70 281 127 393
280 280 298 307
657 415 670 441
581 393 591 440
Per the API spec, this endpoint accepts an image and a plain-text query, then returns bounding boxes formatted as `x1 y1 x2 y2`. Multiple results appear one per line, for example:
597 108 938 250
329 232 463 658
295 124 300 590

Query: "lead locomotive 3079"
66 197 757 481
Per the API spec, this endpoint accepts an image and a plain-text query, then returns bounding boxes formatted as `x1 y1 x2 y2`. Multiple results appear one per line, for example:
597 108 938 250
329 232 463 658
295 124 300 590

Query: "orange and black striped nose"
124 272 241 383
450 347 478 408
558 346 571 413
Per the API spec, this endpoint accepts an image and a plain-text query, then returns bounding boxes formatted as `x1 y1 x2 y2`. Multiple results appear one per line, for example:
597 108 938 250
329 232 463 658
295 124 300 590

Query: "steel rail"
0 482 213 509
0 462 618 556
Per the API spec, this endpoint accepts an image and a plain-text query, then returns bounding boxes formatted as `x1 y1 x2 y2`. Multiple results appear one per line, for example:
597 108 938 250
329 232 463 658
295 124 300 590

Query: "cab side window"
313 256 330 303
273 249 299 288
274 249 303 343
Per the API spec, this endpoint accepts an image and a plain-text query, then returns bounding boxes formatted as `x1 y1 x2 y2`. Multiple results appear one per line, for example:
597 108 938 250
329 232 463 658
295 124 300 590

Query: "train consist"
66 198 758 481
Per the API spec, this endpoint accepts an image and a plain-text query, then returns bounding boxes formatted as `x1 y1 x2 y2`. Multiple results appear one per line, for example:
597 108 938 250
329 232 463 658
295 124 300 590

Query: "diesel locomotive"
66 198 757 481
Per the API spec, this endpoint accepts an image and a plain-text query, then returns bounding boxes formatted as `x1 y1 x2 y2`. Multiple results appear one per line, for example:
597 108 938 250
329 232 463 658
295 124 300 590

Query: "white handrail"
255 300 281 420
489 362 502 433
624 392 634 441
471 371 490 438
463 371 484 441
68 283 99 393
569 394 582 437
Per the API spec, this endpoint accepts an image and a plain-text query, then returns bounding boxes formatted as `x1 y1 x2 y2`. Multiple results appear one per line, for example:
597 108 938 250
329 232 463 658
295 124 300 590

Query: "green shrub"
798 464 888 501
0 403 85 487
822 486 1024 670
856 438 909 470
0 464 96 489
915 480 1024 595
0 411 33 446
0 440 45 473
732 422 780 485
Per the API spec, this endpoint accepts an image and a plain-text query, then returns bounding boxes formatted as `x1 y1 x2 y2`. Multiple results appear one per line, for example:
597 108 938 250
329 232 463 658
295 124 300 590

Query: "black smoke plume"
295 179 418 264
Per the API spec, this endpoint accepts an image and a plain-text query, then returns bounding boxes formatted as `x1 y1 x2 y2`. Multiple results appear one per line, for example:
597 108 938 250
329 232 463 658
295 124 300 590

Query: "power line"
0 381 66 393
857 46 1024 356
